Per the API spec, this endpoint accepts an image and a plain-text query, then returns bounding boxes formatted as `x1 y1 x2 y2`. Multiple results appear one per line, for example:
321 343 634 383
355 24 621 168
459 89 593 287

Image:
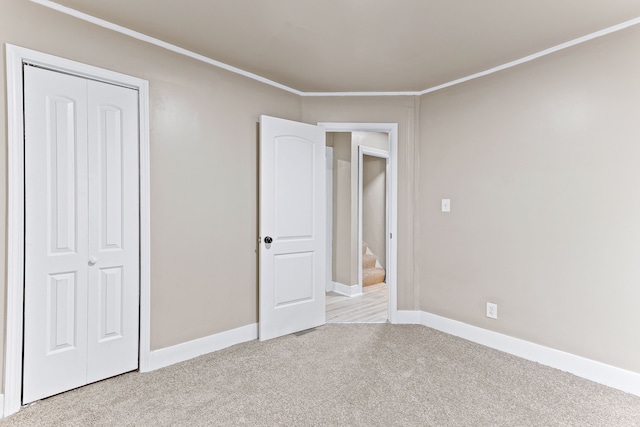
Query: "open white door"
259 115 326 341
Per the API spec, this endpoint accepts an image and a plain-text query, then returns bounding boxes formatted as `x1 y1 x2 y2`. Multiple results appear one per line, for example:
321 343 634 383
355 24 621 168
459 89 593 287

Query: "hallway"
326 282 388 323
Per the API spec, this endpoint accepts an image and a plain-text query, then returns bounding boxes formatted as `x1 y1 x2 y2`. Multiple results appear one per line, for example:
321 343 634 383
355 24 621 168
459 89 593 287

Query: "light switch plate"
441 199 450 212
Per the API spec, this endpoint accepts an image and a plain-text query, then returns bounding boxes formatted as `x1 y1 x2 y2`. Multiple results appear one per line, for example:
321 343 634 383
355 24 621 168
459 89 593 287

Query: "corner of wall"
410 95 421 311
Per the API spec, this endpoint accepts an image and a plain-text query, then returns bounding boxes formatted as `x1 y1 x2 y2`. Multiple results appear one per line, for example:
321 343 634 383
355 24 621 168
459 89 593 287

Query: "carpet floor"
2 324 639 426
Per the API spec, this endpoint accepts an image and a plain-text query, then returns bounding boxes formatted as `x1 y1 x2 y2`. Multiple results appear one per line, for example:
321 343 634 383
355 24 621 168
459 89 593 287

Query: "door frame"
358 147 389 304
325 146 334 292
318 123 398 323
4 44 151 416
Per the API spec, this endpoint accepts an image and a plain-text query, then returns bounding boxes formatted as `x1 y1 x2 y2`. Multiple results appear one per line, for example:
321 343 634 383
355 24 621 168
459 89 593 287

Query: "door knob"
264 236 273 244
88 257 98 266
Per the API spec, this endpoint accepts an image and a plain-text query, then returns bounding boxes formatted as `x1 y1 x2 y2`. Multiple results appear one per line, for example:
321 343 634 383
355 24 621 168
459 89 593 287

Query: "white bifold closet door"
23 65 140 404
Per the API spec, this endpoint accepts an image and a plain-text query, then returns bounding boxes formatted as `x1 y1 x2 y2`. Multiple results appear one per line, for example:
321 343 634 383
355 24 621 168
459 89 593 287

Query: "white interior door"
23 65 139 403
259 115 326 341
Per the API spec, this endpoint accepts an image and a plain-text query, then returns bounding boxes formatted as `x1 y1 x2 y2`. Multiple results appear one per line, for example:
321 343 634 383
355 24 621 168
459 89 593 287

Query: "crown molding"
30 1 640 97
418 15 640 95
303 91 421 97
29 0 305 96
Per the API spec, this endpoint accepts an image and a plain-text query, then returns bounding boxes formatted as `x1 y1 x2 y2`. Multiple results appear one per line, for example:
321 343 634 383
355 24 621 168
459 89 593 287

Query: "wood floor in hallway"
326 282 388 323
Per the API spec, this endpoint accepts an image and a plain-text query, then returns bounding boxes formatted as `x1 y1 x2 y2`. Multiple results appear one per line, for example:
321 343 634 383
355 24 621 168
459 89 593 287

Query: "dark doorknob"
264 236 273 244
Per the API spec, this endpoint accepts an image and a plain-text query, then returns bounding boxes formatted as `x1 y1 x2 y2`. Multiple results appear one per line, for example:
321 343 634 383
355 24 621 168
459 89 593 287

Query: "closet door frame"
4 44 151 417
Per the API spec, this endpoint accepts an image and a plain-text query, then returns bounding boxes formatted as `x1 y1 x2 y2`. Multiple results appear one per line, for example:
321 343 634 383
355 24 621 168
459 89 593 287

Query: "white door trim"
317 123 398 323
325 147 334 293
358 147 390 306
4 44 151 417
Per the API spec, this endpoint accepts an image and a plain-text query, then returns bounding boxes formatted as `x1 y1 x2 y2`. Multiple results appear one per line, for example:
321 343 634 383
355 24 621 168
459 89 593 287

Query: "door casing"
318 123 399 323
325 146 334 292
358 146 390 306
4 44 151 417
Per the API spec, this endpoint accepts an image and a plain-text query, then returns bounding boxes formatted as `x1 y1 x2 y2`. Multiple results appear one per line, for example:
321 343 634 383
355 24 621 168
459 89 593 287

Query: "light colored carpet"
2 324 640 426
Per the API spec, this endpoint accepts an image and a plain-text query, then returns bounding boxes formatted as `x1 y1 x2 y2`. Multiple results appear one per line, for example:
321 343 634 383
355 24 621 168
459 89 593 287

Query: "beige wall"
363 156 387 269
354 133 388 273
302 97 420 310
329 133 353 285
0 0 301 373
418 25 640 373
352 132 389 151
350 132 389 281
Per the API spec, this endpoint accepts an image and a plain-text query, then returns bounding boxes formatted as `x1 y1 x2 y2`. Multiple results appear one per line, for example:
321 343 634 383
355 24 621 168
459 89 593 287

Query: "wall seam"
412 96 421 311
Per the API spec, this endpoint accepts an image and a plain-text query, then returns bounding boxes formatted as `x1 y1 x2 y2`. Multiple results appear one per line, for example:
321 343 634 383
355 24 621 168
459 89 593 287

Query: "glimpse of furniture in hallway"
326 282 388 323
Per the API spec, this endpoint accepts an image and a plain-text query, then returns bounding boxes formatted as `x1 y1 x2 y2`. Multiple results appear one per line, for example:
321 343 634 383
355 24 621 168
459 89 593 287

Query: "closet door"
23 65 140 404
23 65 90 403
86 79 140 382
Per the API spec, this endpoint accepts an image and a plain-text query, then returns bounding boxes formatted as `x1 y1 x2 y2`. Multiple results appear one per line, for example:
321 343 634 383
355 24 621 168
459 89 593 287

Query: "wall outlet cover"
486 302 498 319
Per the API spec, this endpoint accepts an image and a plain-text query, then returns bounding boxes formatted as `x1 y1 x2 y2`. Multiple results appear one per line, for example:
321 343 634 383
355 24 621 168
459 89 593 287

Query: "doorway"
357 148 389 321
319 123 398 324
4 45 151 416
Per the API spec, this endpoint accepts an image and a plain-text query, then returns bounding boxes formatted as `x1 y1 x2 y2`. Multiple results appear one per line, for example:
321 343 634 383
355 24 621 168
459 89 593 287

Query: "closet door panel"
86 79 140 382
23 65 89 404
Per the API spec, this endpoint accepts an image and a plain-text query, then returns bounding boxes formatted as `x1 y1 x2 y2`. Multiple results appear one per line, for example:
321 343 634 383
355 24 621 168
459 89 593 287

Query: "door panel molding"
22 66 90 403
4 44 151 417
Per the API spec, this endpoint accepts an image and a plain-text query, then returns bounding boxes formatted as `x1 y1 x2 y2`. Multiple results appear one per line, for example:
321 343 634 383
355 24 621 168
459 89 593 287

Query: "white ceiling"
49 0 640 92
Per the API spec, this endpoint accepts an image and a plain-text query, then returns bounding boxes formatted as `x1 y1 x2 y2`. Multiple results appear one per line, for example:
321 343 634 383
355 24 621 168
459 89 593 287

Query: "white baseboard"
397 310 640 397
146 323 258 371
0 394 4 419
332 282 362 297
395 310 422 324
326 281 335 292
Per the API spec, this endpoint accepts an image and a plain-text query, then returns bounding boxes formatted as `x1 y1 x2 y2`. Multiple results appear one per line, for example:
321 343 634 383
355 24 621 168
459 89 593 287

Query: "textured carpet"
2 324 640 426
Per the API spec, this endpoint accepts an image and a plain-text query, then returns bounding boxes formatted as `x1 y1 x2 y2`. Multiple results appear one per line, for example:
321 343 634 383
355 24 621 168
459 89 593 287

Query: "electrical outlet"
486 302 498 319
441 199 450 212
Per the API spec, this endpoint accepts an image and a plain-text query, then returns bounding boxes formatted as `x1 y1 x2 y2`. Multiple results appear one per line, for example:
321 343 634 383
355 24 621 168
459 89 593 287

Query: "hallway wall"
328 132 390 286
328 133 353 285
363 155 387 269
